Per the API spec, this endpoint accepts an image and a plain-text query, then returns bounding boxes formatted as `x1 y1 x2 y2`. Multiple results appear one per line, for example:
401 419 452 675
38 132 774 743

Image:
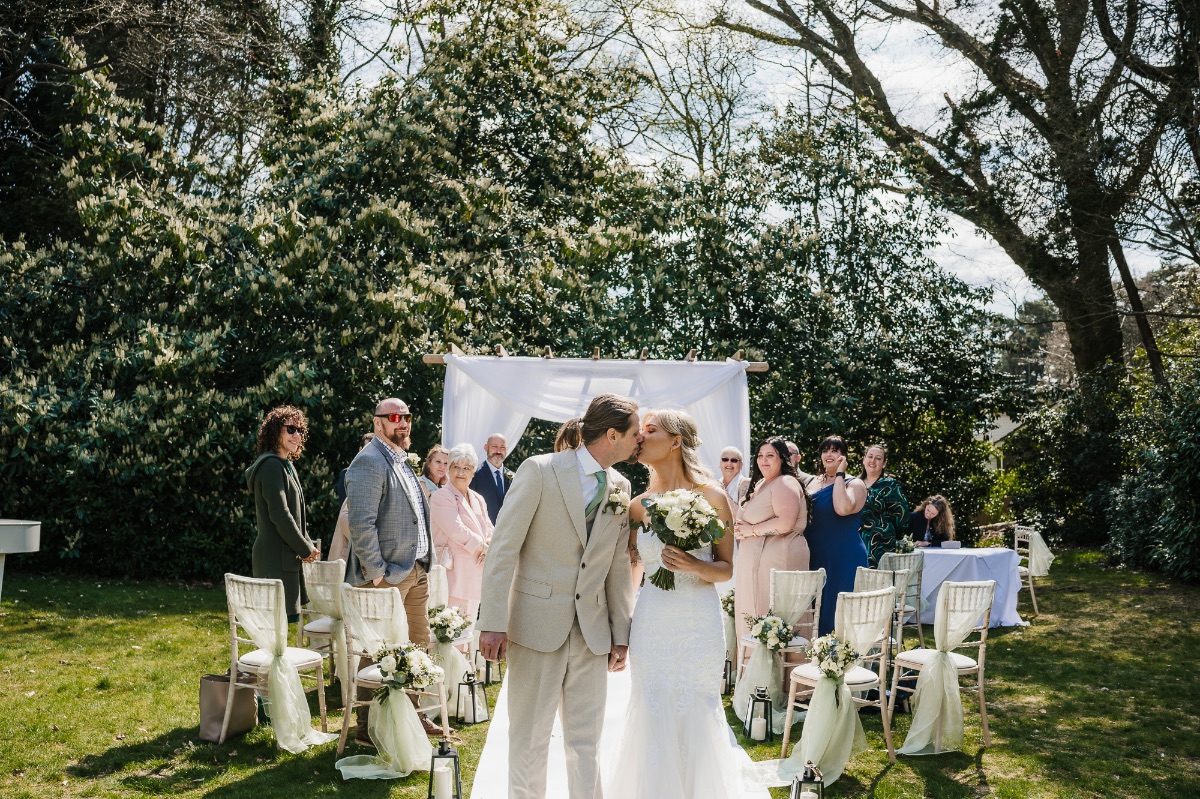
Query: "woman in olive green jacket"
245 405 319 621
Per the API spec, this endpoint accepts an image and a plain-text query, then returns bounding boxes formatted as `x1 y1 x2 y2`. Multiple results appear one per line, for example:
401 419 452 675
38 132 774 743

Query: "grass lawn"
1 550 1197 798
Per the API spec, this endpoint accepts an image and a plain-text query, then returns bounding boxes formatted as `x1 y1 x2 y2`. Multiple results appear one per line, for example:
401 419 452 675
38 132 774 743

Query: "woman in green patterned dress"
857 443 909 567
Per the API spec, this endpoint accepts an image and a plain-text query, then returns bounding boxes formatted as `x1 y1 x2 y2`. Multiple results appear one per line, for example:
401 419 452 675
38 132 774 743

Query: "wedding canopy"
436 354 756 476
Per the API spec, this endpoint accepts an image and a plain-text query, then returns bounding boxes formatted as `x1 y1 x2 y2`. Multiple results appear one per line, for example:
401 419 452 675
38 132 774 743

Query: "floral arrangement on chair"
744 612 792 652
806 633 859 707
640 489 726 590
721 589 736 618
427 605 471 644
894 536 916 553
373 643 443 705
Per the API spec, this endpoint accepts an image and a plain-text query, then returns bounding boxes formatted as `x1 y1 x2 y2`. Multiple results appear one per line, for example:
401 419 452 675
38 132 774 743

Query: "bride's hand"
660 545 698 573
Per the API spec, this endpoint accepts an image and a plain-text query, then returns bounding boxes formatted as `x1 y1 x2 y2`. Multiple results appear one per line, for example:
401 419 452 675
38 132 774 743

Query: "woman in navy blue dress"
804 435 868 635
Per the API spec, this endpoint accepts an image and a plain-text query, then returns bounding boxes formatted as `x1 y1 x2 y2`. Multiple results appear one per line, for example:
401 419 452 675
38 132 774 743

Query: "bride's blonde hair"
644 408 712 487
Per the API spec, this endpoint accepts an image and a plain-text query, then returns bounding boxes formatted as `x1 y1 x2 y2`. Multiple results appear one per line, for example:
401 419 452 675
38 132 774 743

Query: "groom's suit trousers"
506 619 607 799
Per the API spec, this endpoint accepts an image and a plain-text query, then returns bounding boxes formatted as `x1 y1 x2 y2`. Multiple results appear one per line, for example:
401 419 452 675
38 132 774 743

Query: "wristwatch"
835 471 846 479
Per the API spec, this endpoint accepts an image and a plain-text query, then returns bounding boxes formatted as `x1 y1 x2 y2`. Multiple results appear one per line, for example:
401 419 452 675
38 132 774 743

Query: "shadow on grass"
67 726 403 799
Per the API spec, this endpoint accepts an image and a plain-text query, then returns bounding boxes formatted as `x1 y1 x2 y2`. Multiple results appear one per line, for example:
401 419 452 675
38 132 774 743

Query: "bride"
604 409 768 799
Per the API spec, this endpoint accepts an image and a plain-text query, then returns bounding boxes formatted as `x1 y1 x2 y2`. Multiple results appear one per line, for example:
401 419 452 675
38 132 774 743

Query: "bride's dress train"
471 528 766 799
603 529 767 799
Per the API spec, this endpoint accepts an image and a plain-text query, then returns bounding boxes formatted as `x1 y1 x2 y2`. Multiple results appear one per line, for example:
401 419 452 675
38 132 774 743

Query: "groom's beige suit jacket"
478 448 634 655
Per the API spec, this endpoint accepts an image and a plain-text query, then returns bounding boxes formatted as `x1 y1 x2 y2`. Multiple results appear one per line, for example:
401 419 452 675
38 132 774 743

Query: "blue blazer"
469 462 510 524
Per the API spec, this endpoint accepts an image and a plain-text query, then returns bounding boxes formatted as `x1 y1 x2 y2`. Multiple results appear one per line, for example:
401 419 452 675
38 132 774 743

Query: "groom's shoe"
420 714 454 736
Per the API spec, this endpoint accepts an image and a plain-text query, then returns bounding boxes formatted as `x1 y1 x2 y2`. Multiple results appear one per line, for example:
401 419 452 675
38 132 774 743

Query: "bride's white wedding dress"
602 527 768 799
470 524 767 799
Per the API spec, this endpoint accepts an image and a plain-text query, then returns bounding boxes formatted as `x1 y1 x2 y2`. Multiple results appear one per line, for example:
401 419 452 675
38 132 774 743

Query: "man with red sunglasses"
344 397 446 738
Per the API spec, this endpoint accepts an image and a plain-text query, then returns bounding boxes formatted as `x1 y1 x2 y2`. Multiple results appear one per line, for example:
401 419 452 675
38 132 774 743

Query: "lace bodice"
637 527 714 592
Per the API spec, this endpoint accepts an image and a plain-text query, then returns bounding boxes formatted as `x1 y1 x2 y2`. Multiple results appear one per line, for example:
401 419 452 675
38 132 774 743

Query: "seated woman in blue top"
804 435 868 635
909 495 957 547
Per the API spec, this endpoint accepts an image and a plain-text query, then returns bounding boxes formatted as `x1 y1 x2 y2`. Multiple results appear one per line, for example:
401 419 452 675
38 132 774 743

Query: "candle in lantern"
750 717 767 741
799 792 820 799
433 765 453 799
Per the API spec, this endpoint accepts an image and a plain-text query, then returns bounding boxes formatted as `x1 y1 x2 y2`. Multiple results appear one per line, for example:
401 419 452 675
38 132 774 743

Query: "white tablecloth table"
920 547 1027 627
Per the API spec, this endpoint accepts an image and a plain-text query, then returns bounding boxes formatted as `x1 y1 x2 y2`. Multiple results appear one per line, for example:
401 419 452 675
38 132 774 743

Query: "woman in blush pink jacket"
430 443 494 621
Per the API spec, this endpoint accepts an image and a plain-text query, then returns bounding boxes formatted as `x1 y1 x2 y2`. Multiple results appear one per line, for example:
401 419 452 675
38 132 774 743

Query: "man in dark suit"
345 397 446 736
469 432 510 524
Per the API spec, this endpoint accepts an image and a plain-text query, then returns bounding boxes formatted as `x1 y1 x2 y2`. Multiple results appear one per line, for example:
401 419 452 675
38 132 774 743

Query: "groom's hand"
479 631 508 662
608 645 628 672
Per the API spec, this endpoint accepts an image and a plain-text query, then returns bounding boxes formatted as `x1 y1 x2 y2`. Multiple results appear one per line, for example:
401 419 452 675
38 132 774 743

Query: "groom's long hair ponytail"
555 393 639 451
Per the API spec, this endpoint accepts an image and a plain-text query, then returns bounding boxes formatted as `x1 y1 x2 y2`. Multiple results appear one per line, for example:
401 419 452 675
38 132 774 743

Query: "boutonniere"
603 488 630 515
406 452 421 470
505 469 515 482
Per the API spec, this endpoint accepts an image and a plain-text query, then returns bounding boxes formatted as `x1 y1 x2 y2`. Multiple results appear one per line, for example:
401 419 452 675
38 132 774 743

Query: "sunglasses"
375 412 412 424
284 424 305 436
720 457 741 463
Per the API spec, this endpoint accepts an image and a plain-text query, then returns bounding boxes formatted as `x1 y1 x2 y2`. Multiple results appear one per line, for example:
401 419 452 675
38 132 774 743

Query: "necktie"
494 467 505 498
584 470 607 516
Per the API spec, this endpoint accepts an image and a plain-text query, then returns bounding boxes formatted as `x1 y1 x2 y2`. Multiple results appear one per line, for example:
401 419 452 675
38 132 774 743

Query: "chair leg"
780 677 798 758
886 660 901 724
438 681 450 737
879 679 895 763
315 660 328 732
977 670 990 746
218 672 238 745
337 671 356 754
1028 575 1038 615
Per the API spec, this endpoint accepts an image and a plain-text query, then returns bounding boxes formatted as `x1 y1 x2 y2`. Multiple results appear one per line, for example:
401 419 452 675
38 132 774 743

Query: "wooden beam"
420 349 768 372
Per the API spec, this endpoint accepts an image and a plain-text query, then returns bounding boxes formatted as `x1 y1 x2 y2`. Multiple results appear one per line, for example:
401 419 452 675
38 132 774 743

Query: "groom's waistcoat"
477 448 634 655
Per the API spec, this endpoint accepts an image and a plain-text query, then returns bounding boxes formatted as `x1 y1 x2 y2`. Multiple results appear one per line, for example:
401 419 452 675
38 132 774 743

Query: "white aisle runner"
470 666 633 799
470 661 769 798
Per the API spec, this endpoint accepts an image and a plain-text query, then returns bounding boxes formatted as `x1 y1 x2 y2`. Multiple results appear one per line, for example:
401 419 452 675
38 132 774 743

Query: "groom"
478 393 641 799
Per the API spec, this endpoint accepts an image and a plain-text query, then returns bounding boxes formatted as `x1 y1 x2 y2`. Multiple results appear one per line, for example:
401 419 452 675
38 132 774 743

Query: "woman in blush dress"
733 437 809 643
804 435 868 635
429 444 493 620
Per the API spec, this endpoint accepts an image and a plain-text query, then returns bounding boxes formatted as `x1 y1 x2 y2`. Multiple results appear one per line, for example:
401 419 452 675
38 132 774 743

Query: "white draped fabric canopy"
440 356 752 471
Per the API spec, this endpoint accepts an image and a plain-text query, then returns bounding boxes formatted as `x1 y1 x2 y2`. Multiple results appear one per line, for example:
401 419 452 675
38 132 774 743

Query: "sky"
338 0 1164 317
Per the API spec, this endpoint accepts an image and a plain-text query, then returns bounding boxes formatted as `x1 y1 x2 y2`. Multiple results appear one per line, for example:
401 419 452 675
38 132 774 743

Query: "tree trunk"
1036 245 1126 375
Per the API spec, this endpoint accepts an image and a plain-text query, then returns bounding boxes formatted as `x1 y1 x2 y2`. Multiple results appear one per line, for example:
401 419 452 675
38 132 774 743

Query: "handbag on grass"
199 671 257 742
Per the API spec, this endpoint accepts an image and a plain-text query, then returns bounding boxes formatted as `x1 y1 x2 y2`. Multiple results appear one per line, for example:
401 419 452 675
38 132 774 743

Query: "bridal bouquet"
721 589 736 618
745 612 792 652
640 489 726 590
373 643 444 705
806 633 859 707
427 604 471 644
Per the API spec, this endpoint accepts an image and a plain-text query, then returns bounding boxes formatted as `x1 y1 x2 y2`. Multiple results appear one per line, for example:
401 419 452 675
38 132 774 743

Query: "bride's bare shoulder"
630 492 651 522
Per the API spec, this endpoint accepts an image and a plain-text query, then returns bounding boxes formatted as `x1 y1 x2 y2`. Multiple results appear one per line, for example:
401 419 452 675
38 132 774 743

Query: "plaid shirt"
381 444 429 560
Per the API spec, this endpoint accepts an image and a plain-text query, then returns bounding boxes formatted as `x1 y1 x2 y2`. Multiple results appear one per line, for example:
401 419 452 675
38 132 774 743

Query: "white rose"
751 622 764 636
665 508 686 532
380 655 397 674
